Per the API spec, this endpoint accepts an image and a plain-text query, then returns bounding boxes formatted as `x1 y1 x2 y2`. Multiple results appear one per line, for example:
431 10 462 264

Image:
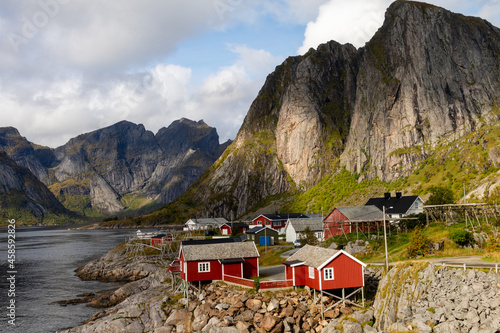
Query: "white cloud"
298 0 500 54
0 43 279 147
298 0 392 53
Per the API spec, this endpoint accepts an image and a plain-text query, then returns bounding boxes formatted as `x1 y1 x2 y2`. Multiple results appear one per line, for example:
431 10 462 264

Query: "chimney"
396 192 402 199
384 192 391 200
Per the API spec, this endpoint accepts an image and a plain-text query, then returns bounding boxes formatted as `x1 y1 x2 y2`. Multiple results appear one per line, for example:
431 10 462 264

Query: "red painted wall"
288 254 364 290
220 225 231 235
223 263 242 278
294 266 306 286
243 258 259 278
253 216 270 226
320 253 364 290
253 216 285 230
186 260 222 282
324 209 351 239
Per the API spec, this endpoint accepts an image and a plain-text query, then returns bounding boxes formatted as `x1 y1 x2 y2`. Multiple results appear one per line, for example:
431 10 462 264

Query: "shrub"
407 227 430 258
450 229 475 247
426 186 454 205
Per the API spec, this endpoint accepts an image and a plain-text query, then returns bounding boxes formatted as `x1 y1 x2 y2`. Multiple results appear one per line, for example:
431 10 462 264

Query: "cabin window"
309 267 315 279
324 268 334 280
257 220 262 225
274 221 281 227
198 262 210 273
415 201 419 208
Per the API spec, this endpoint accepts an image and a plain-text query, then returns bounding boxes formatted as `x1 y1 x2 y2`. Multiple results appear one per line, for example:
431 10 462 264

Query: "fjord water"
0 225 133 333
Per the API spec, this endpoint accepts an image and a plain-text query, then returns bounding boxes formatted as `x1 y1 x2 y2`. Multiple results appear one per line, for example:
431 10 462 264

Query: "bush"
407 227 430 258
450 229 475 247
426 186 454 205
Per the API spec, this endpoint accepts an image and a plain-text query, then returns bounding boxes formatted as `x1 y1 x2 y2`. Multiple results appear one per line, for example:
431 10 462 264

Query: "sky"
0 0 499 148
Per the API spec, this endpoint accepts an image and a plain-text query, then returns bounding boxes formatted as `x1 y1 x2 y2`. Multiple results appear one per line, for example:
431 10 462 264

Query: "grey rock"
342 321 363 333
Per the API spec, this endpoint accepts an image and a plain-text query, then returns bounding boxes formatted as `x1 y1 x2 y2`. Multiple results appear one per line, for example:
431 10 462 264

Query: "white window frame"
309 266 315 279
274 221 281 227
324 267 334 280
198 262 210 273
257 220 262 225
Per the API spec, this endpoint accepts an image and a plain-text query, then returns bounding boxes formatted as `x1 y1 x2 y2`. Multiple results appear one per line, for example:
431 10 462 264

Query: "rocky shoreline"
57 244 500 333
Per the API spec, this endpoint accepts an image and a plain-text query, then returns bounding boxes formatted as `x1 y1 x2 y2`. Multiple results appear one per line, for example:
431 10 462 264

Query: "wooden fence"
223 275 254 288
260 279 293 290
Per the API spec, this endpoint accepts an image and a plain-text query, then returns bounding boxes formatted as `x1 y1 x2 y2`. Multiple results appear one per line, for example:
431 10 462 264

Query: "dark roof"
283 260 305 267
220 258 245 264
246 226 278 234
181 238 239 246
254 213 308 221
151 234 167 238
365 195 421 215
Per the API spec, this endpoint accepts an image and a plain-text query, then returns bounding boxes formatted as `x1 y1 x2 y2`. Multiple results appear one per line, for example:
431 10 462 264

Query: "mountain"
152 0 500 222
0 151 71 224
0 118 230 216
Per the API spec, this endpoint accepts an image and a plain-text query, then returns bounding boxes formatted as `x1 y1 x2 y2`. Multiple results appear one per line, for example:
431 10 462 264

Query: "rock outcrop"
0 118 230 216
168 0 500 219
60 269 383 333
0 151 70 223
75 243 159 282
373 263 500 332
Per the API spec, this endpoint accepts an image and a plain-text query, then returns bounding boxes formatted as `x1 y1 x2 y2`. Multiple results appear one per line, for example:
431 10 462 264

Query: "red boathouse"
179 241 260 282
283 245 366 291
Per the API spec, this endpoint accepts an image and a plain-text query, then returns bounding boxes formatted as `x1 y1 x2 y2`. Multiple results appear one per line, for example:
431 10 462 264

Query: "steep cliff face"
0 151 69 222
0 118 228 215
341 1 500 181
175 0 500 219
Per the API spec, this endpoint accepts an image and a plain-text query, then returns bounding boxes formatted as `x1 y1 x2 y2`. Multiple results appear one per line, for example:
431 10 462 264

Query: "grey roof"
286 245 339 268
287 218 323 232
185 218 228 225
182 242 259 261
335 206 383 220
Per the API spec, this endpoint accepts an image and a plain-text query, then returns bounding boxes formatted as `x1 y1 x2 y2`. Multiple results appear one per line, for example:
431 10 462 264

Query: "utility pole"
383 206 392 271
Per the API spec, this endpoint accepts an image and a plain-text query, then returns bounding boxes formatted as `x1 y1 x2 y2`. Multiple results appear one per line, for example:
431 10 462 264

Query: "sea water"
0 225 134 333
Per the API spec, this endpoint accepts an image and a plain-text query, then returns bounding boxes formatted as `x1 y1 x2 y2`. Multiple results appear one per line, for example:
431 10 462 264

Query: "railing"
369 262 500 273
223 275 254 287
167 260 181 272
260 279 293 289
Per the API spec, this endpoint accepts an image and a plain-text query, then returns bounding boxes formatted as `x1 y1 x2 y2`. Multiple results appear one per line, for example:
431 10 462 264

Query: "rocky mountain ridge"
0 118 230 217
0 151 71 223
162 0 500 221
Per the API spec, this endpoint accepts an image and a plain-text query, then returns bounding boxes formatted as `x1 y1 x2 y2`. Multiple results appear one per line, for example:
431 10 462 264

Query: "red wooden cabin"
252 213 308 232
219 222 249 235
151 234 170 246
179 241 260 282
284 245 366 291
323 206 382 239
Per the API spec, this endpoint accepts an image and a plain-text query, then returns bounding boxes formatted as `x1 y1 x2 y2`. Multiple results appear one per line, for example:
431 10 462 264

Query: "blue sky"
0 0 499 147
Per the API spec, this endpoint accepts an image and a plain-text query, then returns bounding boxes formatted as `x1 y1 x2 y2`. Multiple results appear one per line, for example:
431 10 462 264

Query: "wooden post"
362 287 365 308
321 290 324 321
463 263 466 271
342 288 345 307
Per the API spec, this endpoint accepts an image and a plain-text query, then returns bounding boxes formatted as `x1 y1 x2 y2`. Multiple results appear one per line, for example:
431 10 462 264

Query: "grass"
257 245 294 266
337 220 499 264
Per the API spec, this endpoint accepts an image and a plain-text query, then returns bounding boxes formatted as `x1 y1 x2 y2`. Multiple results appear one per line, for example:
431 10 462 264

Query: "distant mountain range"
2 1 500 227
138 0 500 224
0 118 230 223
